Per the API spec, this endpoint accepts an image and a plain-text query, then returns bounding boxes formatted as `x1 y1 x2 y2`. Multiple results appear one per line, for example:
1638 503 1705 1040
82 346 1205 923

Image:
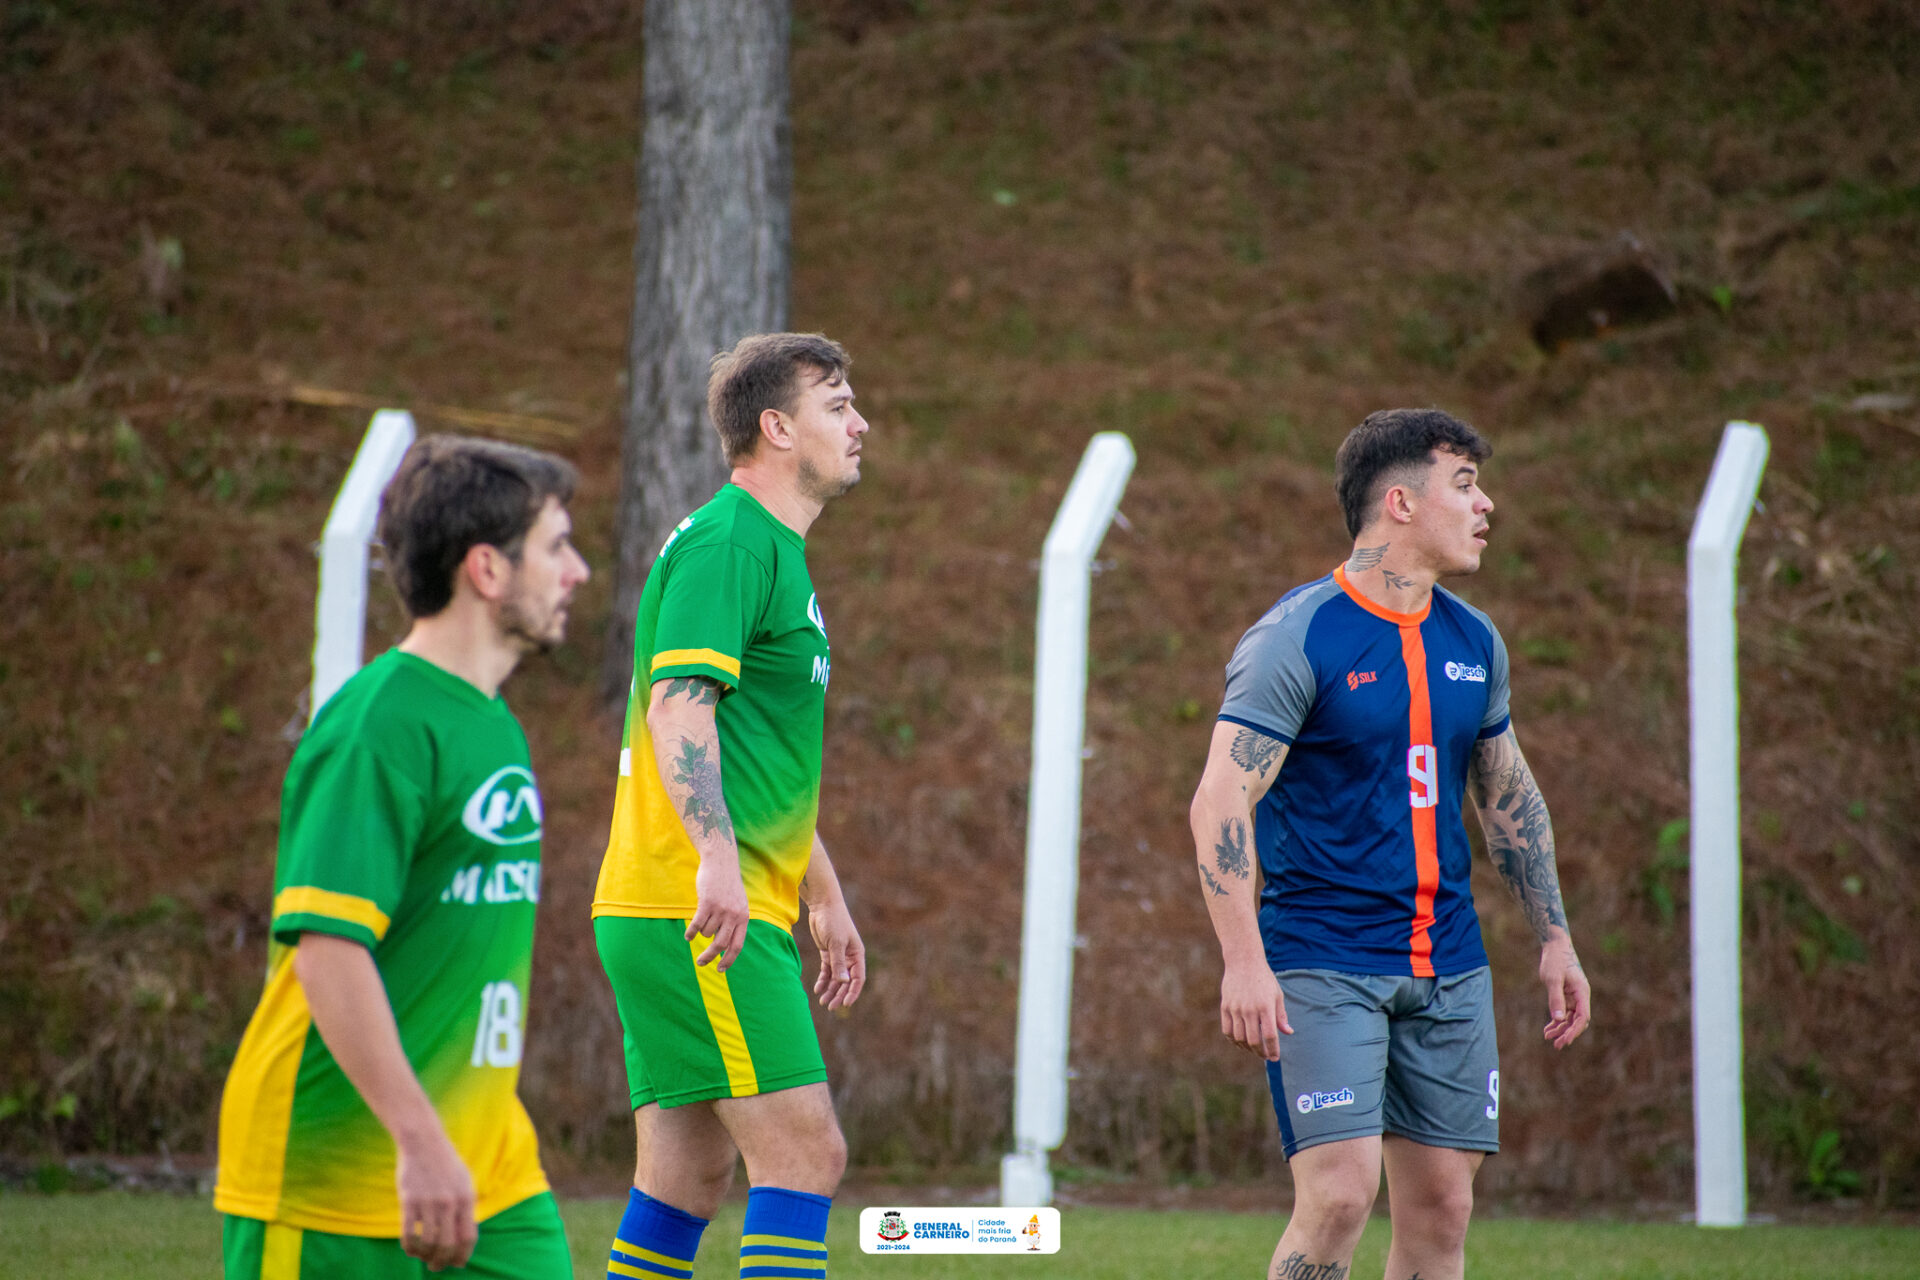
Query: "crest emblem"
461 765 543 846
877 1211 908 1242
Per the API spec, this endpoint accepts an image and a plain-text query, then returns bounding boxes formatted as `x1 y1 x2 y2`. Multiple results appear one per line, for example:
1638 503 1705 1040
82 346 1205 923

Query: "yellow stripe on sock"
651 648 741 680
609 1259 692 1280
613 1236 696 1269
261 1222 303 1280
687 936 758 1094
740 1233 829 1254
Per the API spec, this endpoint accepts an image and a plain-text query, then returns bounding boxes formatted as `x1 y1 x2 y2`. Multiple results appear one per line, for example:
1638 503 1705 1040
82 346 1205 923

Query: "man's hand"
1539 934 1590 1049
807 898 867 1011
1220 957 1291 1060
395 1125 478 1271
686 854 750 970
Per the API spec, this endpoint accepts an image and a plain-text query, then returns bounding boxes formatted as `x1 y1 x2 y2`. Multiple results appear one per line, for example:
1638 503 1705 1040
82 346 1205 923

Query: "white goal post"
1687 420 1769 1229
310 410 417 718
1001 431 1136 1208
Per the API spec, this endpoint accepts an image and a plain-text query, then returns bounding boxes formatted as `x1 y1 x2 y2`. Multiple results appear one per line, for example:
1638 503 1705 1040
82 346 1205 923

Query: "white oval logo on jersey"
1445 661 1486 683
461 765 543 846
807 592 827 637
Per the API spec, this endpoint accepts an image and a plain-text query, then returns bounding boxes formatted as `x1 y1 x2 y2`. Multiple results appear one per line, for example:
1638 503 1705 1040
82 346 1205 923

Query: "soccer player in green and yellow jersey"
215 436 589 1278
593 333 869 1280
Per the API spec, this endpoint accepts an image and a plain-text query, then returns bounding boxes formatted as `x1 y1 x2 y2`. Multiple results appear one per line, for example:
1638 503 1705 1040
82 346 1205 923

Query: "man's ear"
758 406 795 453
1382 480 1419 527
458 543 513 604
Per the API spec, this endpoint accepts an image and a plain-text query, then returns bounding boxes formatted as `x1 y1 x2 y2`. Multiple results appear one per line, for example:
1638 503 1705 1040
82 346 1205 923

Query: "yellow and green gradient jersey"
595 484 829 931
215 650 550 1237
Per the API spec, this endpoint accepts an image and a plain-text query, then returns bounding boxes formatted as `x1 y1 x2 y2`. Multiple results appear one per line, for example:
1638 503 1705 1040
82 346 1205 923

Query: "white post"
1001 432 1136 1208
311 410 417 718
1687 420 1769 1229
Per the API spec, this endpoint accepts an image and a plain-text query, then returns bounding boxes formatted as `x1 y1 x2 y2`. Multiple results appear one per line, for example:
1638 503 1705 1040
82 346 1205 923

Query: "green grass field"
0 1194 1914 1279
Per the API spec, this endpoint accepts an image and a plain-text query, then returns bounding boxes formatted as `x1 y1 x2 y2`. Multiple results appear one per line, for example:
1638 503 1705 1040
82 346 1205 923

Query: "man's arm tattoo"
1214 818 1251 880
1228 727 1283 778
669 738 733 841
661 675 721 706
1472 733 1568 940
1273 1253 1348 1280
1346 542 1388 572
1199 864 1228 897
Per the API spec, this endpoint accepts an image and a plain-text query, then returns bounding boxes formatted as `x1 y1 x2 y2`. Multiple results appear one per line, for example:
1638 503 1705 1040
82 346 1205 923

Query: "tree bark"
605 0 791 703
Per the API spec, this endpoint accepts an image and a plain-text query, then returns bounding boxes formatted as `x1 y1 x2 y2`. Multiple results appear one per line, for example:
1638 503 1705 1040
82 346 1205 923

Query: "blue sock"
739 1185 831 1279
608 1188 707 1279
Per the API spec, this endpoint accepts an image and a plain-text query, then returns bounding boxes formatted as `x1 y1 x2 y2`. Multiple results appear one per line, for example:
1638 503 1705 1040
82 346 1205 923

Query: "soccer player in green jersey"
216 436 590 1278
593 332 868 1280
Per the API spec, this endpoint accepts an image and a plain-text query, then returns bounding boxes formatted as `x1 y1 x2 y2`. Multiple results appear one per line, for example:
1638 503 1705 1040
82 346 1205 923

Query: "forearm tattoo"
1472 731 1568 940
1273 1253 1348 1280
1199 864 1228 897
668 738 733 842
661 675 721 706
1346 542 1387 572
1214 818 1251 880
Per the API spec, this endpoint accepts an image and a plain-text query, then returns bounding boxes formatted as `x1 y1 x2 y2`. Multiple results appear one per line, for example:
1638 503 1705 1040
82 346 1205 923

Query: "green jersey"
216 650 549 1236
594 483 830 931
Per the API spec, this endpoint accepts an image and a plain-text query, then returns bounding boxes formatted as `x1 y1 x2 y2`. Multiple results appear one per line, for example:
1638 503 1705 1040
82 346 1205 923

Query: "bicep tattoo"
1227 726 1283 779
660 675 722 706
1472 732 1568 940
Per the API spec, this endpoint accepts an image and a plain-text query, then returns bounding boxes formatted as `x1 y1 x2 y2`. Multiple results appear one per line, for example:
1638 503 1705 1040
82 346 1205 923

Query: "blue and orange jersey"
1217 566 1511 977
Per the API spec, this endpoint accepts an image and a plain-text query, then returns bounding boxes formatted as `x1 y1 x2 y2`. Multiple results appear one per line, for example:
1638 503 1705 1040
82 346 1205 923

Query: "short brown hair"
376 434 579 619
1334 408 1491 538
707 332 851 463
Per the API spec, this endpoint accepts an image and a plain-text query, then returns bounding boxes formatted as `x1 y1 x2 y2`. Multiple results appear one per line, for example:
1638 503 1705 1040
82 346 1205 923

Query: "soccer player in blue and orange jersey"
1191 408 1590 1280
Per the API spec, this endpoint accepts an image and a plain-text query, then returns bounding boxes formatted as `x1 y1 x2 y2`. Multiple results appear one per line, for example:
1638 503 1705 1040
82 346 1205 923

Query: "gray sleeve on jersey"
1482 619 1512 733
1218 613 1317 744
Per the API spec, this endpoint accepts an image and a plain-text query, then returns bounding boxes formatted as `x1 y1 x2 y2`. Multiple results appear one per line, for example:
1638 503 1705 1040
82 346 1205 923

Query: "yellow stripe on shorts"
262 1222 303 1280
688 935 758 1095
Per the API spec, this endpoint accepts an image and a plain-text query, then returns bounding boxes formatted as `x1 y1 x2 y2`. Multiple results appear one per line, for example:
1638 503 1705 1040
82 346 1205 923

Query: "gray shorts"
1265 966 1500 1159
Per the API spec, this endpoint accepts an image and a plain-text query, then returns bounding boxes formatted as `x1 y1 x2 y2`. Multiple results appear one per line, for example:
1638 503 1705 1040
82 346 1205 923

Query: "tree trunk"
604 0 791 703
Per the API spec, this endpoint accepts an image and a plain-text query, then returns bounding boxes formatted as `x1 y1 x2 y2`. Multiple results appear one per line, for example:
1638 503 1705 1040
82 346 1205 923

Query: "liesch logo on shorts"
461 765 543 846
1444 661 1487 683
1296 1087 1356 1115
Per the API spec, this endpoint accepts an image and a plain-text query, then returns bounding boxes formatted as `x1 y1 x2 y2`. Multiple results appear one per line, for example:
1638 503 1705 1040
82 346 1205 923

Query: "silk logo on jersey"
807 592 828 637
1445 661 1487 683
1346 670 1377 691
461 765 543 846
1407 745 1439 809
1296 1087 1355 1115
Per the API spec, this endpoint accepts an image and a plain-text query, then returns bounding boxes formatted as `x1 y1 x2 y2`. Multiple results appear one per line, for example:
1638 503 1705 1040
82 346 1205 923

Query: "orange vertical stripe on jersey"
1399 622 1439 978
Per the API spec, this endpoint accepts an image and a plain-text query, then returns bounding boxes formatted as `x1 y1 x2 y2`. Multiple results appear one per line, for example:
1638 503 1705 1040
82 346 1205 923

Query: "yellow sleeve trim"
273 886 391 941
651 648 741 680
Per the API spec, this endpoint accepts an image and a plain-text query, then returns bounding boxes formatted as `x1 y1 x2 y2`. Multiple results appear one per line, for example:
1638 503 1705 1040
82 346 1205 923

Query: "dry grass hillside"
3 0 1917 1209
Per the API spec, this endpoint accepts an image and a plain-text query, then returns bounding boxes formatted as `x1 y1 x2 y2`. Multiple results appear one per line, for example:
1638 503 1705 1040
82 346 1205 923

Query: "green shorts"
595 915 827 1109
222 1191 569 1280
